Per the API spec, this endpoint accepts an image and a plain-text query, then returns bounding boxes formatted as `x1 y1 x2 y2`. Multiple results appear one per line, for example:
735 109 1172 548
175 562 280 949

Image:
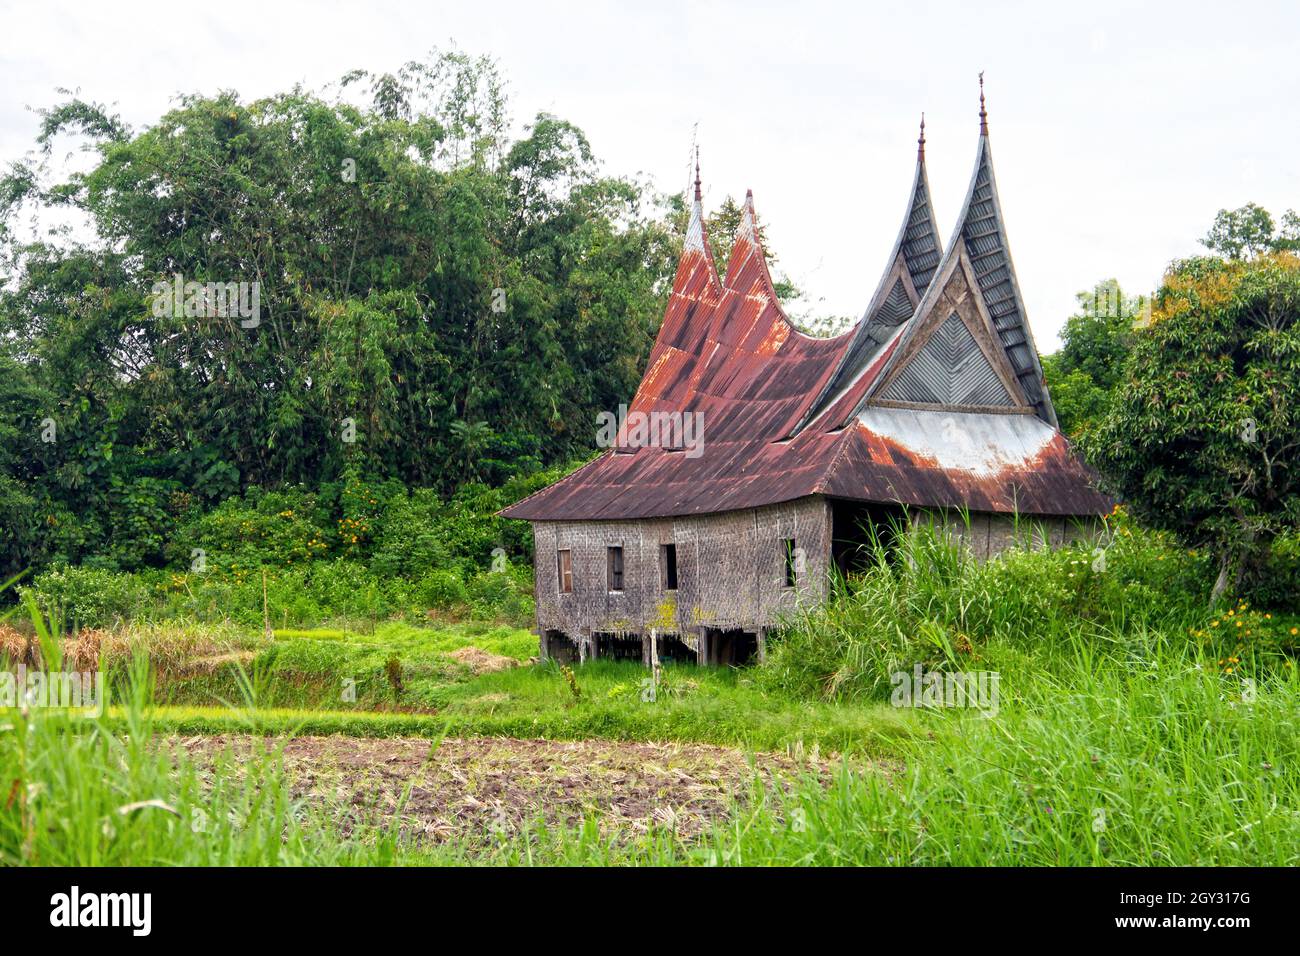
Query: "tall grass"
762 520 1227 702
680 659 1300 865
0 589 403 865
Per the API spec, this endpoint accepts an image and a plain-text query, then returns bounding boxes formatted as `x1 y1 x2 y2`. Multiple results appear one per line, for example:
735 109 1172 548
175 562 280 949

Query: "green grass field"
3 527 1298 866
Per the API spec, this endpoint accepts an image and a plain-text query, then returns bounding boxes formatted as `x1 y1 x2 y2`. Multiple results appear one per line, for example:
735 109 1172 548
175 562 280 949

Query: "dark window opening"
661 543 678 591
556 549 572 593
703 628 758 667
607 546 624 592
595 632 642 662
782 538 798 587
831 500 906 578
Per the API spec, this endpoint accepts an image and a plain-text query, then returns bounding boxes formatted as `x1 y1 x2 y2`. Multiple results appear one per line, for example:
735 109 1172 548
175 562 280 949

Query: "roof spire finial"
683 140 708 255
739 188 757 243
979 71 988 135
918 112 926 161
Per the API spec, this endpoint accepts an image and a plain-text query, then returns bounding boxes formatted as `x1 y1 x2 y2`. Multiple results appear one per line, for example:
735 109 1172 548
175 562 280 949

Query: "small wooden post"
649 628 661 697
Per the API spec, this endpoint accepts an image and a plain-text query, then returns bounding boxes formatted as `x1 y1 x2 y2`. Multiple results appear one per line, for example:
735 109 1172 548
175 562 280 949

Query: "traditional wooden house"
502 88 1110 666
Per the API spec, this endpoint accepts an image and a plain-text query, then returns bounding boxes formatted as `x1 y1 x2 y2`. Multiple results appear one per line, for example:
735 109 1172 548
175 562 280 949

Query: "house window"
556 549 572 593
783 538 798 588
661 543 678 591
607 546 624 592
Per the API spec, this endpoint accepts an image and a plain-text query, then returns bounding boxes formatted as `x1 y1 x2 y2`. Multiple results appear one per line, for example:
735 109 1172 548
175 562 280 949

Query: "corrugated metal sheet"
823 414 1109 515
503 404 1108 520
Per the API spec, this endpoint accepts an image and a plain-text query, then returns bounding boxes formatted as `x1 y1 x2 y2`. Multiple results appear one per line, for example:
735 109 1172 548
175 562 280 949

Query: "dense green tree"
1083 253 1300 603
0 50 679 574
0 352 49 573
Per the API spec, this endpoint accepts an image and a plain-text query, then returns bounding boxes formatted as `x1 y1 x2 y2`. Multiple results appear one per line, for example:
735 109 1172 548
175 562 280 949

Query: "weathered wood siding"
530 497 832 654
910 510 1100 559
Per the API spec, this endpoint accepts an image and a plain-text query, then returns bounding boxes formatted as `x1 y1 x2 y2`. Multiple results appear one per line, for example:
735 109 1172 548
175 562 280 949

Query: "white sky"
3 0 1298 349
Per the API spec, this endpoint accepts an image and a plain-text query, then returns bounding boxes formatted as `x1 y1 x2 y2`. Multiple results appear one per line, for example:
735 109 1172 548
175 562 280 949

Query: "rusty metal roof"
827 408 1110 514
503 126 1109 523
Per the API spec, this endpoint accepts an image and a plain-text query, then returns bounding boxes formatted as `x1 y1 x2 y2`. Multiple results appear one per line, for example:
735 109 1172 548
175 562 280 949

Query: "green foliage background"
0 52 676 578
